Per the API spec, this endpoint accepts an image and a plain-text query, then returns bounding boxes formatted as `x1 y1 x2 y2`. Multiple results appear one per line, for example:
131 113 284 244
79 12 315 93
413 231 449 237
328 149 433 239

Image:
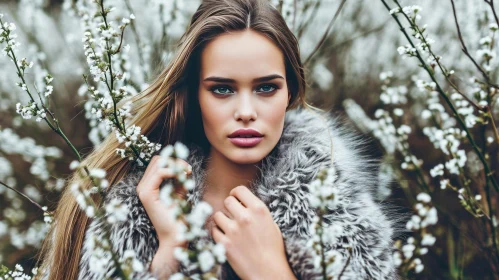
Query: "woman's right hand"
136 155 192 248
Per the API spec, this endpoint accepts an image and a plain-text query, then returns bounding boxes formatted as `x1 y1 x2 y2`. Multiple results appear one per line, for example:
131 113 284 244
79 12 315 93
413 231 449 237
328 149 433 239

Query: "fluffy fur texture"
76 107 400 279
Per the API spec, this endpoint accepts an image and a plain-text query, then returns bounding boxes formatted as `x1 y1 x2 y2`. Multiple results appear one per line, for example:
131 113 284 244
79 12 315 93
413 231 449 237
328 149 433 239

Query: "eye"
210 85 234 96
208 83 279 96
256 84 278 94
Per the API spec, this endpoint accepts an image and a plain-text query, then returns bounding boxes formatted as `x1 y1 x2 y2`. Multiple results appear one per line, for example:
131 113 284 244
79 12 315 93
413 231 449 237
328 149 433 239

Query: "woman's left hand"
211 185 296 280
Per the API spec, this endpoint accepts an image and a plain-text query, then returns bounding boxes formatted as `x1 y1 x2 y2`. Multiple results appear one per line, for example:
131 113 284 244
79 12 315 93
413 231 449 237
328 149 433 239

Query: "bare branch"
304 0 347 66
0 181 45 212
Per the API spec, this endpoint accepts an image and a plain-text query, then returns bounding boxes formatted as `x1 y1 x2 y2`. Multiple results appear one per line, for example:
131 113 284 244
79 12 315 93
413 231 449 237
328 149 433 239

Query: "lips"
228 128 263 147
228 128 263 138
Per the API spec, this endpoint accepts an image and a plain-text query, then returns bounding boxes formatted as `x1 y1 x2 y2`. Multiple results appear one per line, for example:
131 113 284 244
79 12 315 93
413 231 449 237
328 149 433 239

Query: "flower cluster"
476 23 499 72
306 166 345 277
346 73 423 171
0 16 20 55
0 263 37 280
0 127 62 182
1 16 53 123
156 142 227 278
69 162 110 218
75 1 161 165
43 74 54 97
84 230 144 277
69 161 146 278
393 192 437 274
115 124 162 166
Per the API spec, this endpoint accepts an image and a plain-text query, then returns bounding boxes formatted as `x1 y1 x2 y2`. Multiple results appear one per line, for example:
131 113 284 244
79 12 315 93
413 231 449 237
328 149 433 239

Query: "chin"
227 148 268 165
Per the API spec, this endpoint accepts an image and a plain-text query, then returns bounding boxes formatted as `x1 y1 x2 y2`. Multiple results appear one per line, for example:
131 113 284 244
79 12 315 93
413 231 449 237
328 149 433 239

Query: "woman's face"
198 29 290 165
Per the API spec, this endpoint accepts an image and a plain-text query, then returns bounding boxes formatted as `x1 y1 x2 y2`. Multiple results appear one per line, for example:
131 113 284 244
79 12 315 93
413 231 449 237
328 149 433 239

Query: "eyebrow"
202 74 285 83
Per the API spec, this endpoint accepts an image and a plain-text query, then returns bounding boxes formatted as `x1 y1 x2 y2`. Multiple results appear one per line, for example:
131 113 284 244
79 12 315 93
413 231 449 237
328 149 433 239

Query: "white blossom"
105 198 129 224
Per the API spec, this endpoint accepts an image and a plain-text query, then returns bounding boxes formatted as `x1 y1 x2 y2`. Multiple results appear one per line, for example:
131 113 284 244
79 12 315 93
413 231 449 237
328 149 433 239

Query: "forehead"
200 30 285 79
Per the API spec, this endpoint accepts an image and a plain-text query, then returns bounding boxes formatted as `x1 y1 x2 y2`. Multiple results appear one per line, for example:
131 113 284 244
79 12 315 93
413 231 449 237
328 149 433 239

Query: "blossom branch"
0 17 83 163
395 2 483 115
449 0 499 144
484 0 499 30
381 0 499 193
1 10 136 279
450 0 499 91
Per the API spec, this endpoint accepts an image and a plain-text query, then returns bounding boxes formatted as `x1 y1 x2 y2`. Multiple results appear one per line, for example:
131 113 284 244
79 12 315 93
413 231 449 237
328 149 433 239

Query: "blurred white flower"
105 198 129 224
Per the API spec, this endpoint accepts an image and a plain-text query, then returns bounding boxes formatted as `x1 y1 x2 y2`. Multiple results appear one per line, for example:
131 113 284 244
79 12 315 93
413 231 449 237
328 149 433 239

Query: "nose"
233 91 257 123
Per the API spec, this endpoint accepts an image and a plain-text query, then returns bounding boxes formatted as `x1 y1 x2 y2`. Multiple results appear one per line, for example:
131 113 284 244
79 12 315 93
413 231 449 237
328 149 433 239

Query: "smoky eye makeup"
207 83 281 96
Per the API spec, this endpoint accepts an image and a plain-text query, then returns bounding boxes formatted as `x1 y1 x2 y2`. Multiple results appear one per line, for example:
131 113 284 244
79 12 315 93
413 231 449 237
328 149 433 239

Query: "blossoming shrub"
1 0 498 279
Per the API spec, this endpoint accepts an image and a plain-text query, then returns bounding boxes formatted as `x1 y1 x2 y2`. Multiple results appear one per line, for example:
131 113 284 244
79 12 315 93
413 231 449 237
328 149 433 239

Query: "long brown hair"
35 0 309 279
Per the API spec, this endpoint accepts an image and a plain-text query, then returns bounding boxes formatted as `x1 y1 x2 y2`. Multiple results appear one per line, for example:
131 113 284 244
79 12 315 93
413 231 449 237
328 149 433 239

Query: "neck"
202 147 260 201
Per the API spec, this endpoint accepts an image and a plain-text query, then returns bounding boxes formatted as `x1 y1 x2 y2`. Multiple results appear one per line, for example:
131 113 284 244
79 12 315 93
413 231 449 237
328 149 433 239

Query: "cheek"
198 93 225 141
198 94 214 132
262 91 288 141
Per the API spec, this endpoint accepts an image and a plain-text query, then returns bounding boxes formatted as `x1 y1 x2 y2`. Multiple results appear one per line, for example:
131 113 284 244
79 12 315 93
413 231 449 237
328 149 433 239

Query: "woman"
36 0 399 279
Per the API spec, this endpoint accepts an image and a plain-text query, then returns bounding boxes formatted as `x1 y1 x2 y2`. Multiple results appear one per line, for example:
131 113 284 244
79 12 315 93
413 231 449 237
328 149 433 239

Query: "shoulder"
282 108 392 200
78 167 158 279
102 167 156 242
281 107 400 278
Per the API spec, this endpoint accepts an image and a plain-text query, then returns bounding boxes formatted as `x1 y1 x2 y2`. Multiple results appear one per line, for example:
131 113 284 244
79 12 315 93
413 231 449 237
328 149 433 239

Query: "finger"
140 155 159 179
185 162 192 174
176 159 192 174
150 155 161 169
229 185 261 209
137 167 175 194
212 210 233 234
224 195 247 221
212 224 228 245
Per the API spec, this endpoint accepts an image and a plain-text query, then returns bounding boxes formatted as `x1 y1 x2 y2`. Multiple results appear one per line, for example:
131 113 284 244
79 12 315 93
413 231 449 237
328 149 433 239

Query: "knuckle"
214 211 223 220
233 185 246 196
227 223 238 235
221 239 232 250
239 213 251 225
254 203 267 214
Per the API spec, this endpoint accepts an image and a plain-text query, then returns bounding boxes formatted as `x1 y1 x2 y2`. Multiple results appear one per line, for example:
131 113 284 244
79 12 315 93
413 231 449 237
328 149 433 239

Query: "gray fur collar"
76 107 399 280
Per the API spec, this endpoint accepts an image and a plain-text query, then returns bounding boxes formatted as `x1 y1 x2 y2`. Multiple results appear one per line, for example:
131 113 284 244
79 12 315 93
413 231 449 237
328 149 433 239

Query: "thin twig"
485 0 499 30
325 19 389 55
296 0 321 39
403 2 482 113
450 0 499 91
304 0 347 66
0 181 44 212
337 248 352 280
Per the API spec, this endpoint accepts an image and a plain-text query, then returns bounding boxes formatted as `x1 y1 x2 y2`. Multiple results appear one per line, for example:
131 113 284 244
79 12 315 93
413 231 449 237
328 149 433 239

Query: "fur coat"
76 107 400 279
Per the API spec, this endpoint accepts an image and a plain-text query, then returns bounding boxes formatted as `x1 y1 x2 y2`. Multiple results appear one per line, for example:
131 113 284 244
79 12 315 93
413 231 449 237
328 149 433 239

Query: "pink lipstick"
228 128 264 147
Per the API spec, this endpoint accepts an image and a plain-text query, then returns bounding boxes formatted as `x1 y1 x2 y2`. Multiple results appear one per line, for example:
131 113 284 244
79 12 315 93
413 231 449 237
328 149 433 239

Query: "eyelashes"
208 83 280 96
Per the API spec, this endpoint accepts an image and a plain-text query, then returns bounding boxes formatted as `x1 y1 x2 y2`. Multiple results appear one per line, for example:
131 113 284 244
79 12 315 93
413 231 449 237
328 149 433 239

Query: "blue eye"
211 86 233 95
209 83 279 96
257 84 277 93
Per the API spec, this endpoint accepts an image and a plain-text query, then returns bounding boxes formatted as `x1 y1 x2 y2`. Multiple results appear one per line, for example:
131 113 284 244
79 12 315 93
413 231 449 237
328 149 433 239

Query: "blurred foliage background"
0 0 498 279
